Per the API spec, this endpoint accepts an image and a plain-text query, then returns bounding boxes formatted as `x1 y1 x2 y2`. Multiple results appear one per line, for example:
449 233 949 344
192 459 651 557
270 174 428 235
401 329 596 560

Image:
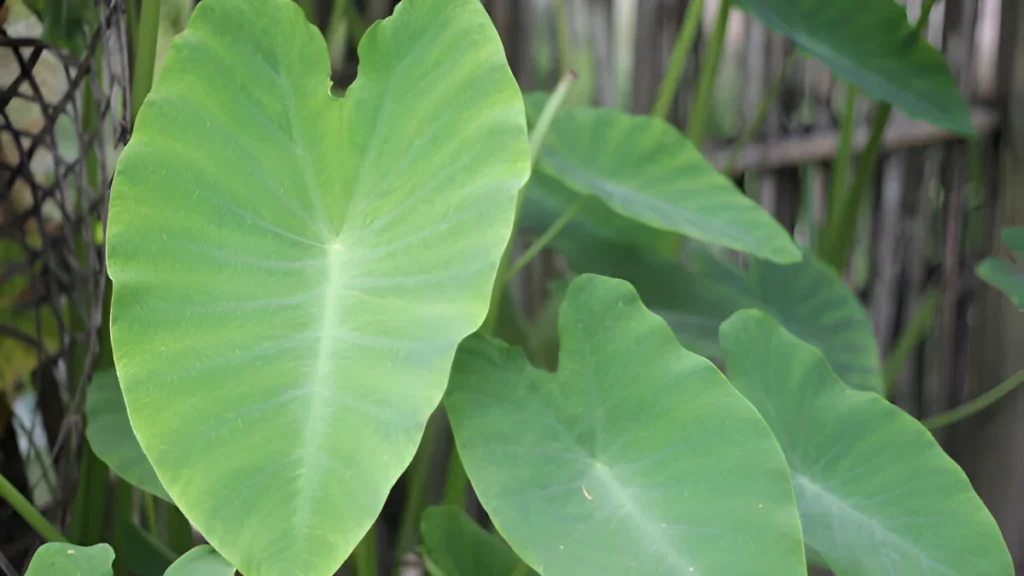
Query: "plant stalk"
393 411 442 560
0 473 65 543
923 371 1024 430
442 445 469 508
354 524 379 576
819 0 938 271
504 196 586 282
130 0 160 121
686 0 731 147
724 51 796 174
883 289 941 391
143 493 159 536
828 84 858 213
651 0 704 120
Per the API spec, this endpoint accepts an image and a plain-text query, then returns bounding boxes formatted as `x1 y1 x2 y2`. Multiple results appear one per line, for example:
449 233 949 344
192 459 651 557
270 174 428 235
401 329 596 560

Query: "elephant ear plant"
8 0 1014 574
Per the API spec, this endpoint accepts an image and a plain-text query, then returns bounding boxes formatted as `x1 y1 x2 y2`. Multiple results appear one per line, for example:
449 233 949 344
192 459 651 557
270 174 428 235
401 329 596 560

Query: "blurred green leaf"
85 369 170 502
976 227 1024 309
446 275 805 575
720 310 1013 575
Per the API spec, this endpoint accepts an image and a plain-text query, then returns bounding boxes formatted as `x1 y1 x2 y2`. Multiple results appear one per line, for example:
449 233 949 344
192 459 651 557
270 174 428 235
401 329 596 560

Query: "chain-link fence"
1 0 128 565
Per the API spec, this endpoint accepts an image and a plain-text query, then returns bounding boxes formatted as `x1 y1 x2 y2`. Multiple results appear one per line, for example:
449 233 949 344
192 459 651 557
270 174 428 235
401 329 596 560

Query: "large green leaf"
85 369 170 502
523 93 801 264
105 0 530 573
735 0 971 134
720 310 1013 575
165 546 235 576
420 506 536 576
446 274 805 575
25 543 114 576
523 197 884 393
976 227 1024 309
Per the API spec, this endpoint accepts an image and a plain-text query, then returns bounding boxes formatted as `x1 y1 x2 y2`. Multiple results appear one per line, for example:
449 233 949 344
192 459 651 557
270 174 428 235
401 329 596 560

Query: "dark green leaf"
735 0 971 134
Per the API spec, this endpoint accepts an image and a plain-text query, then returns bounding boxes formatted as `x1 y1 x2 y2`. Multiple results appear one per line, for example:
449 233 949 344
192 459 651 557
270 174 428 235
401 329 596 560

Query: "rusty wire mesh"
0 0 129 559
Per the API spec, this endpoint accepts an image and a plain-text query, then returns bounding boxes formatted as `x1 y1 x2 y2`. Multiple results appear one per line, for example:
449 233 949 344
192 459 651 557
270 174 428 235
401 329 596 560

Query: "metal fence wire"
0 0 128 559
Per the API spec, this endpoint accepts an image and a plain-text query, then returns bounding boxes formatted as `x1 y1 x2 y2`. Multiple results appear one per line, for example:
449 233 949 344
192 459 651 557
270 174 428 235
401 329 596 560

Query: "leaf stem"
686 0 732 147
143 493 158 536
651 0 704 120
828 84 858 213
130 0 160 120
529 72 579 163
819 0 938 270
883 289 941 391
511 560 531 576
394 412 442 560
923 371 1024 430
354 524 378 576
724 51 796 174
505 196 586 282
0 473 65 543
442 445 469 508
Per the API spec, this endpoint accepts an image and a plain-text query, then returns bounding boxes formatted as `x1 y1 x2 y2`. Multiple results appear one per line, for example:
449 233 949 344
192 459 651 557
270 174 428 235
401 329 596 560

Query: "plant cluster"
7 0 1021 574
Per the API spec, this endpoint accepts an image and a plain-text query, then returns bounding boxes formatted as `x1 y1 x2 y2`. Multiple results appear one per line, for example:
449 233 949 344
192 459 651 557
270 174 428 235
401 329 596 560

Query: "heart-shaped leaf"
26 543 114 576
446 274 805 575
524 94 801 264
85 369 169 502
420 506 536 576
735 0 971 134
720 310 1013 575
165 546 235 576
105 0 530 573
976 227 1024 309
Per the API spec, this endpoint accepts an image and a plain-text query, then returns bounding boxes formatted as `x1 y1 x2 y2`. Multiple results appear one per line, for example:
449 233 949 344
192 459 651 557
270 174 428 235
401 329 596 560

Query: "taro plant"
4 0 1018 574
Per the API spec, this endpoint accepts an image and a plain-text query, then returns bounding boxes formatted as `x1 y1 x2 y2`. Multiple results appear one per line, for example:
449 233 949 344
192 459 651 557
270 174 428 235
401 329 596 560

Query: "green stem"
68 446 108 545
143 493 158 536
554 0 574 75
529 72 579 162
505 196 586 281
883 289 941 391
166 505 194 554
923 371 1024 430
651 0 704 120
344 1 368 45
820 103 891 270
724 51 796 174
0 473 65 543
442 444 469 508
394 412 442 560
686 0 732 147
130 0 160 120
355 524 378 576
820 0 938 271
828 84 858 212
